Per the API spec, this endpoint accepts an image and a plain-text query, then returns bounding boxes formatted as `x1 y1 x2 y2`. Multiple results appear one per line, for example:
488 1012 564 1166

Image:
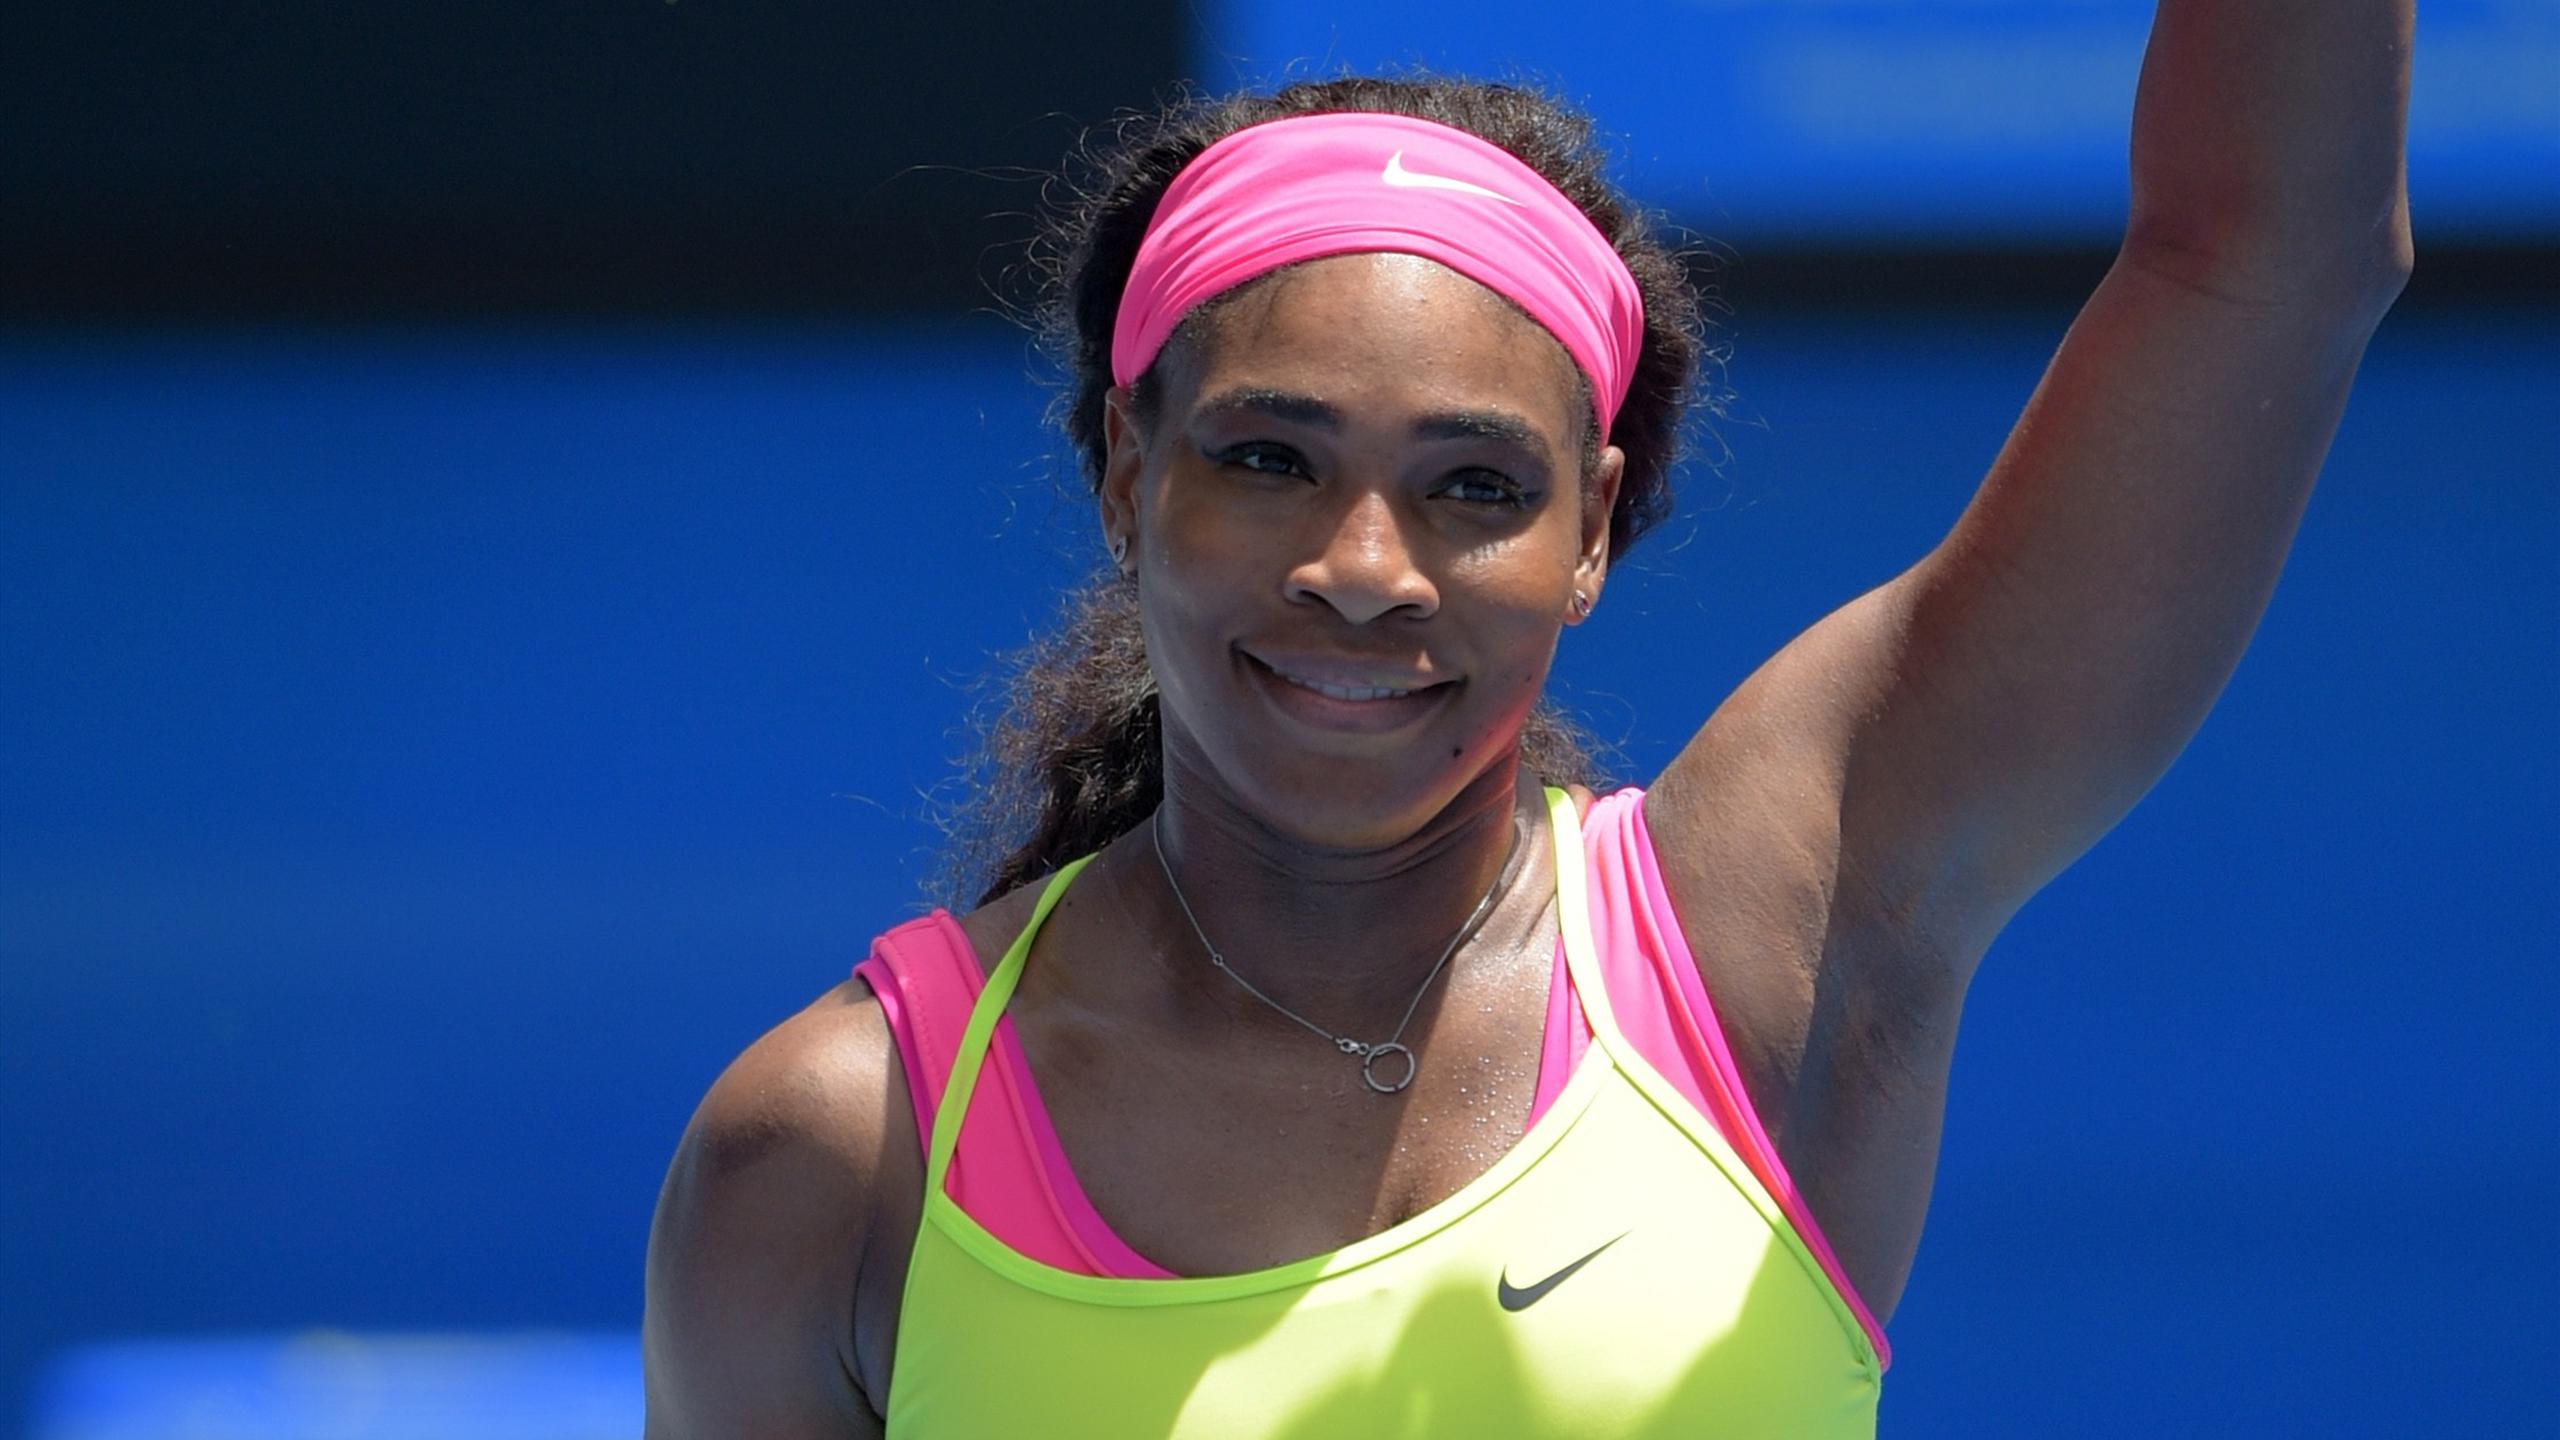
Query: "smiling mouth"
1240 651 1459 736
1266 667 1429 702
1242 650 1452 700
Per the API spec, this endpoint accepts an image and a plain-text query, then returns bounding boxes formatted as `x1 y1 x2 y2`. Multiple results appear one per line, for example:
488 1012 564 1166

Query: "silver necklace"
1148 807 1525 1095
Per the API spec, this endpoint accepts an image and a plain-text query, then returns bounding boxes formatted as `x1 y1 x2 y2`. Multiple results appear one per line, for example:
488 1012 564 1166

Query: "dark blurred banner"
10 2 2553 319
0 2 1189 318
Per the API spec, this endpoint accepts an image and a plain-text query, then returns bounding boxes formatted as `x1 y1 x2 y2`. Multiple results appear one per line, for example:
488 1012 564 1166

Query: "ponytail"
938 579 1160 908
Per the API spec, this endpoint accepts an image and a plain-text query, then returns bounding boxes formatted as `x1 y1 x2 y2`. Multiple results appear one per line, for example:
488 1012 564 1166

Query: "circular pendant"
1360 1042 1417 1094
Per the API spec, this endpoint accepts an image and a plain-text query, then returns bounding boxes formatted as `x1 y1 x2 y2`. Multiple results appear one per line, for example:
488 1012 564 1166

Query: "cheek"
1142 518 1258 653
1451 539 1573 632
1445 560 1569 698
1147 472 1270 582
1132 501 1258 706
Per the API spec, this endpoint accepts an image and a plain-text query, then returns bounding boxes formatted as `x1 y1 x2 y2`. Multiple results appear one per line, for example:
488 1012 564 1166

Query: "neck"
1107 751 1550 1029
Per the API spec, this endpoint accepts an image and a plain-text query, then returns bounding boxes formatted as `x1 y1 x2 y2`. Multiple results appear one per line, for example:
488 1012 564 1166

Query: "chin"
1215 739 1521 853
1157 659 1536 846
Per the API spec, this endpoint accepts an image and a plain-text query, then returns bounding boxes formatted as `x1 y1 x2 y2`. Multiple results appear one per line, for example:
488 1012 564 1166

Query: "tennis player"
644 3 2413 1433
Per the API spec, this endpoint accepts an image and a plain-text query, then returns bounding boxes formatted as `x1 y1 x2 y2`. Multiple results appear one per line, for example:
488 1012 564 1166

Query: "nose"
1284 487 1439 624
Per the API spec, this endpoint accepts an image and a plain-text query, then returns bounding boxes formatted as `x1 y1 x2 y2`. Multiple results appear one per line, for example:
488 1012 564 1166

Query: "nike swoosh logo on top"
1382 150 1525 206
1497 1230 1631 1311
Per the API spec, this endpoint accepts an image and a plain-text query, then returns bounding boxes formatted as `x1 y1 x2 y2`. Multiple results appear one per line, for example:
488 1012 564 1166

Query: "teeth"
1275 669 1418 702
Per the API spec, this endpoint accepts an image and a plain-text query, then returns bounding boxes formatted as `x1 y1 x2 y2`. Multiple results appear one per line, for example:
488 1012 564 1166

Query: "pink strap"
855 918 1172 1278
1568 789 1893 1370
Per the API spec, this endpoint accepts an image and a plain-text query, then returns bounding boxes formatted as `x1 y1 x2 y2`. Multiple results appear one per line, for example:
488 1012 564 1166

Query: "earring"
1110 536 1129 567
1571 590 1592 618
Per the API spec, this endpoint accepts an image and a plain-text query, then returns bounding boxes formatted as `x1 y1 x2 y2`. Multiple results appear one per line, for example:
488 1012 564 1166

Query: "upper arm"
1659 249 2404 970
642 988 897 1439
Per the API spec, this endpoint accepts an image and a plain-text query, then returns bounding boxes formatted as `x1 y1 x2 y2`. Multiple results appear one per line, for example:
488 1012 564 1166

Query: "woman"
643 3 2412 1434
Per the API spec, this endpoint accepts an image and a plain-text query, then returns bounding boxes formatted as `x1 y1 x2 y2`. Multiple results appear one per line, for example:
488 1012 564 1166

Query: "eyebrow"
1192 386 1553 461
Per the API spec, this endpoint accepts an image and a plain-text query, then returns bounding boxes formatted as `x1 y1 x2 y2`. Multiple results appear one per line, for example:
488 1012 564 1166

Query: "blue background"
1206 0 2560 243
6 304 2552 1436
6 0 2558 1432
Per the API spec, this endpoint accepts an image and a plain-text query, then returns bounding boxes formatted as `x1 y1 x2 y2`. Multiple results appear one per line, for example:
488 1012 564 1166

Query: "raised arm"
1651 0 2415 973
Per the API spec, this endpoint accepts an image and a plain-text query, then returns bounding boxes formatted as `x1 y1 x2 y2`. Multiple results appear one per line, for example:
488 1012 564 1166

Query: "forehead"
1165 253 1586 447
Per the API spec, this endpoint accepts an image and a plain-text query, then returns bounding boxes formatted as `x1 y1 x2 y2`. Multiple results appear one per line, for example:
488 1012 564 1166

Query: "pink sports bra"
852 786 1890 1367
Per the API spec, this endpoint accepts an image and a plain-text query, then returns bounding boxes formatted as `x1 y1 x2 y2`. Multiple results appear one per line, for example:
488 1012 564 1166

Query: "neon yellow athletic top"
886 788 1883 1436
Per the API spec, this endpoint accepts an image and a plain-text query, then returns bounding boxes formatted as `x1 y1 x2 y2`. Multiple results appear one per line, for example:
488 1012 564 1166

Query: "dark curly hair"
933 72 1715 910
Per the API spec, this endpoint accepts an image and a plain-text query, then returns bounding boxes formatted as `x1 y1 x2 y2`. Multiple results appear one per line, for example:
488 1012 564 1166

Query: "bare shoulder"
1644 580 1971 1012
1640 588 1978 1324
953 869 1056 970
642 977 909 1439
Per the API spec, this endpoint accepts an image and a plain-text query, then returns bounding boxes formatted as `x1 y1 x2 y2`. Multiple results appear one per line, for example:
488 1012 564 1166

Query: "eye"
1213 442 1309 479
1441 470 1535 509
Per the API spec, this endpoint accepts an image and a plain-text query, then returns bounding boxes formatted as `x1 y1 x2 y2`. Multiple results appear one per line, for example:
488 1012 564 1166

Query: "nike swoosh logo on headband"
1382 150 1524 206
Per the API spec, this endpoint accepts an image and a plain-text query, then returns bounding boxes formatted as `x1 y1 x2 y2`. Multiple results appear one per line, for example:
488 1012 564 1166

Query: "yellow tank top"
886 788 1883 1436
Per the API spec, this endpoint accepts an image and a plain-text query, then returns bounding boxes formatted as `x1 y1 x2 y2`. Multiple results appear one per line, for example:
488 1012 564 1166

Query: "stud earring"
1110 536 1129 567
1571 590 1592 618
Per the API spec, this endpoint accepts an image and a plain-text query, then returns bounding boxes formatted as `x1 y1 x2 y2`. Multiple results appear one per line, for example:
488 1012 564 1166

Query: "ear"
1099 386 1147 573
1568 443 1625 624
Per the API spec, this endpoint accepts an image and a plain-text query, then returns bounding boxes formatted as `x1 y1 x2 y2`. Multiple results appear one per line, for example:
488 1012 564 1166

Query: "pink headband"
1110 111 1646 441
